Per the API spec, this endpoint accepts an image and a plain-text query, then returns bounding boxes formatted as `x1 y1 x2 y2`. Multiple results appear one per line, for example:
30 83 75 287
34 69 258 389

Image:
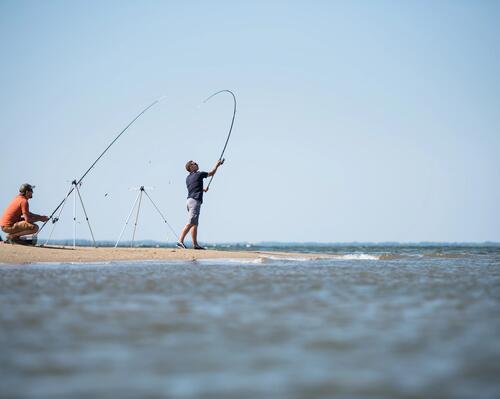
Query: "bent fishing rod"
37 97 165 235
203 90 237 190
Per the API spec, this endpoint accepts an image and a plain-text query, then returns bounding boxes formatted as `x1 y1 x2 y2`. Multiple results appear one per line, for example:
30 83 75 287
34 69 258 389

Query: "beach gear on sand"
5 236 37 246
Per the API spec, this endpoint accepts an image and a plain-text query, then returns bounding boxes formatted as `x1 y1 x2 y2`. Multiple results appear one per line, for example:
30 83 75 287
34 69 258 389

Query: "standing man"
1 184 49 244
177 160 223 249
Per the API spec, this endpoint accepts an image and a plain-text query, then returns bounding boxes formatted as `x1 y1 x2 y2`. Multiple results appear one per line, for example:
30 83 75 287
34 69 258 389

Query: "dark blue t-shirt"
186 171 209 203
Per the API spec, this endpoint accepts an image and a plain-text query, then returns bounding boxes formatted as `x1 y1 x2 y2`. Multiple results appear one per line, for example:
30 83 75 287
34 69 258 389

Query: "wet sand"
0 243 322 265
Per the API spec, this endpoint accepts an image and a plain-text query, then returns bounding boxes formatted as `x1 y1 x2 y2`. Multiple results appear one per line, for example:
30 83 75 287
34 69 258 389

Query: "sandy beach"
0 243 323 265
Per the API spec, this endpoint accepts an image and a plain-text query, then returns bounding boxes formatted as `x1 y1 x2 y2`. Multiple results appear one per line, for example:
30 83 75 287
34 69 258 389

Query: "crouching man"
1 183 48 244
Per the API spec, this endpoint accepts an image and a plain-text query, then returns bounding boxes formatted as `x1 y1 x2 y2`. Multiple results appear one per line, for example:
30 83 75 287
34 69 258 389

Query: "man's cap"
19 183 35 194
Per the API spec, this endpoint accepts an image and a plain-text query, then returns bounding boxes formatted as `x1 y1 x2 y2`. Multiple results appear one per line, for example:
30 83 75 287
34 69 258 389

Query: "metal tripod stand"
43 180 97 248
115 186 178 247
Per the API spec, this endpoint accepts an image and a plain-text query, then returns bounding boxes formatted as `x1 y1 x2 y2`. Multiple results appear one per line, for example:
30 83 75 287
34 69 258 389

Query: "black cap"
19 183 35 194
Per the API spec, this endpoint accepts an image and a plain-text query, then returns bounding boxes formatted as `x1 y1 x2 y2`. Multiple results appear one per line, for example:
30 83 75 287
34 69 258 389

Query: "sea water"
1 245 499 399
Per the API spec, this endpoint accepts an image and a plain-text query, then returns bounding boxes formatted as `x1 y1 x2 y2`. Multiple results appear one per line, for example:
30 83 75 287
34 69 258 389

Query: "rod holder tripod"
43 180 97 248
115 186 178 248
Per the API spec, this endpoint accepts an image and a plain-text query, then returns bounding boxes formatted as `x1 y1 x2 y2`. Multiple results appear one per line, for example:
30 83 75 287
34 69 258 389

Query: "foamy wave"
229 258 266 264
219 254 382 263
197 257 266 264
264 256 312 262
332 254 380 260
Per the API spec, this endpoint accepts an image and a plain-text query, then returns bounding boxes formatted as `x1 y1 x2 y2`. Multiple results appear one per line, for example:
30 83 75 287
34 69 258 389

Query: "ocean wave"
378 253 469 260
331 254 380 260
422 253 468 258
197 257 266 265
264 256 313 262
227 258 266 264
260 254 381 262
203 254 383 264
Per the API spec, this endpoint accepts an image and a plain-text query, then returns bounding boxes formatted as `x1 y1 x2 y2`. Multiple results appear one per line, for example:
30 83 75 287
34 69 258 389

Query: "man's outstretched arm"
28 212 49 222
207 159 223 177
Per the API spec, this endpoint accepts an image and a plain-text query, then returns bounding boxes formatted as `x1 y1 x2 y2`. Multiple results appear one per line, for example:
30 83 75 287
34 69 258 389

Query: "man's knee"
21 221 38 233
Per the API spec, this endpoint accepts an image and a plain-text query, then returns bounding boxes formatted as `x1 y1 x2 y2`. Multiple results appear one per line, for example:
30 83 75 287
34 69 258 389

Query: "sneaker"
176 242 187 249
194 245 206 250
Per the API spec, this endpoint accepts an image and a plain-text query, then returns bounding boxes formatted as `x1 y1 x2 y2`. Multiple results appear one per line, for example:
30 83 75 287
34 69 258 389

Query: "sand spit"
0 244 328 265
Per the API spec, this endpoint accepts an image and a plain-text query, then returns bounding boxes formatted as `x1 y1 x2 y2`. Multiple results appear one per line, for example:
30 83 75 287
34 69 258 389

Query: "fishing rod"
37 96 166 236
203 90 237 190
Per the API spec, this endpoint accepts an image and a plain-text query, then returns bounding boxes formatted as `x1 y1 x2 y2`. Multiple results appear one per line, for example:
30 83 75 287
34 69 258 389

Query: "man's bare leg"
191 225 199 247
178 224 194 246
6 225 39 240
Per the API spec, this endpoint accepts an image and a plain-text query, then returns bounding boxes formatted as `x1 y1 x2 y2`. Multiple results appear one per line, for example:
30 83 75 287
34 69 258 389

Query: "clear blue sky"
1 0 499 243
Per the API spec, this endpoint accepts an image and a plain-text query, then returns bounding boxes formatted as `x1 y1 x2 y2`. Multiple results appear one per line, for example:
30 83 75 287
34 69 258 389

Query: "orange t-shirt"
1 195 29 227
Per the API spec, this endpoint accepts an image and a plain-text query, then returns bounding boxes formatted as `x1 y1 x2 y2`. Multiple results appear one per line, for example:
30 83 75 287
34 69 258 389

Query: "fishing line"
202 90 237 190
37 96 166 236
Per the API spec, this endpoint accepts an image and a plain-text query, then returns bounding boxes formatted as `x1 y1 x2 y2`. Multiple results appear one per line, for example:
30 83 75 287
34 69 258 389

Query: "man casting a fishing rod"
177 159 223 250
